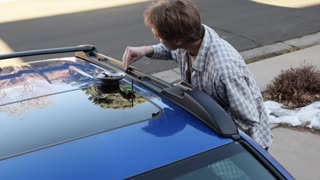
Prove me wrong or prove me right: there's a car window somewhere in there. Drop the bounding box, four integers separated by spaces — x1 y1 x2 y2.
129 143 277 180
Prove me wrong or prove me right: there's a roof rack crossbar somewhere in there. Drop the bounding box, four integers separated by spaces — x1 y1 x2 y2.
0 45 95 60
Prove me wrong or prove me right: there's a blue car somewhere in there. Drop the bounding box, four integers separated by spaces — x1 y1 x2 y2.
0 45 293 180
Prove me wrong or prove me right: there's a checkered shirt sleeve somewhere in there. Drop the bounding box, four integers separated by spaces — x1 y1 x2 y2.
220 72 260 130
151 44 177 60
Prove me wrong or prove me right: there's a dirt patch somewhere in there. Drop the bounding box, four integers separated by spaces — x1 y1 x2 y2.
273 123 320 135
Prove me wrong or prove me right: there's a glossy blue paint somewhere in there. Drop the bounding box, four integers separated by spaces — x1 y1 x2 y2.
0 58 233 179
0 57 292 180
0 96 233 180
239 131 294 179
0 88 161 160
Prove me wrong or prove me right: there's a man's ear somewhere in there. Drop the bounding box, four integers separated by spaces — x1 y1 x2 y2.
175 40 183 46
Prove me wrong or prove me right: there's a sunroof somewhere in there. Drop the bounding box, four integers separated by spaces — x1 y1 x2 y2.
0 82 161 160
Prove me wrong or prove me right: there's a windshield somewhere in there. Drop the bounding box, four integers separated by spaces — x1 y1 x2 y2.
129 143 277 180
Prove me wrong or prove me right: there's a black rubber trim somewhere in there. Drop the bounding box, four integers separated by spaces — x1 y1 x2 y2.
239 139 287 180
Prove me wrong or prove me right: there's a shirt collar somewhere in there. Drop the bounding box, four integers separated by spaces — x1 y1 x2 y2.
192 25 212 72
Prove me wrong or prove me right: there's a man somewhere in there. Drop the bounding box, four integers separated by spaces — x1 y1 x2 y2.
122 0 272 150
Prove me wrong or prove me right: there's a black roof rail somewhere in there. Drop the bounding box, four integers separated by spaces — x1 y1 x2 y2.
75 47 239 139
0 45 95 60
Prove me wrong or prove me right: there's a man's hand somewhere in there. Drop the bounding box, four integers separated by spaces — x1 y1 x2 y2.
122 46 154 70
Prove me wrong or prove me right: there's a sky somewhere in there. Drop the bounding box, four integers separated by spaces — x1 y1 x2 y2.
265 101 320 130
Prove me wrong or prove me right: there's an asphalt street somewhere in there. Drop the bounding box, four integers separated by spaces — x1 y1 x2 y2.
1 0 320 73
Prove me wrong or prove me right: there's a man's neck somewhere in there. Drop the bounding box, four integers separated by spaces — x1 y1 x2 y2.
183 38 203 57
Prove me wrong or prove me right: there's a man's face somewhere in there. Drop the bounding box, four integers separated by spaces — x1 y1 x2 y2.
151 27 178 50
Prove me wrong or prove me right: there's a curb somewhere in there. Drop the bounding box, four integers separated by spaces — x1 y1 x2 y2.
151 31 320 82
242 31 320 64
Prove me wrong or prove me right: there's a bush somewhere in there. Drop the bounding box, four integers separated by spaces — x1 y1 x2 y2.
263 64 320 108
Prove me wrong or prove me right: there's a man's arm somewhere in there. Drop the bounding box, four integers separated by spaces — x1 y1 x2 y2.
122 44 176 70
122 46 154 69
220 72 260 131
149 44 176 60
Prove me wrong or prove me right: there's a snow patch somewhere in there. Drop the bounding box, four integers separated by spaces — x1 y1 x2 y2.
265 101 320 129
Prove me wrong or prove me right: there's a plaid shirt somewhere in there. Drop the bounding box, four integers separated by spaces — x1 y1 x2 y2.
151 25 272 148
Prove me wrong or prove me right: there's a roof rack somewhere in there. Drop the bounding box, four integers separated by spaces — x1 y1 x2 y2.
0 45 239 139
0 45 95 60
75 46 239 139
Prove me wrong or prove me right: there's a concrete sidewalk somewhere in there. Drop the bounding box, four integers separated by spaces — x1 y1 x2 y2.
248 44 320 91
248 45 320 180
270 127 320 180
152 36 320 179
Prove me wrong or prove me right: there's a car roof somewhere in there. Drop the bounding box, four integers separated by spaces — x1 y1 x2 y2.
0 57 233 179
